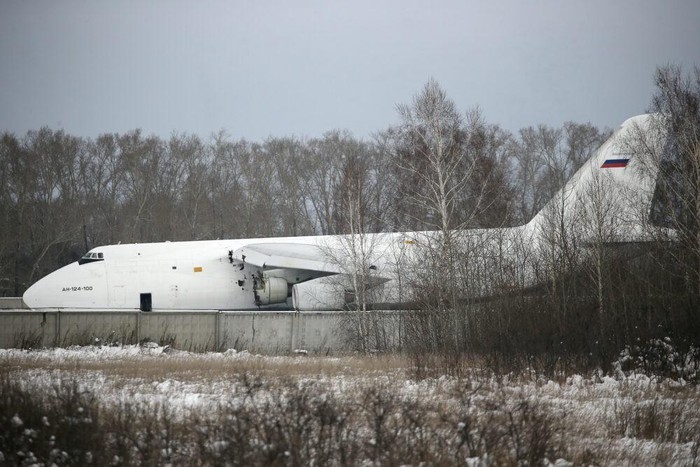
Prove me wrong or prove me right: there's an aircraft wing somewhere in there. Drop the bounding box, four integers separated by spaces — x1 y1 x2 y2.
231 243 343 274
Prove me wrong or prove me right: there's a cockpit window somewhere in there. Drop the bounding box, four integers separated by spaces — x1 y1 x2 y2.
79 251 105 265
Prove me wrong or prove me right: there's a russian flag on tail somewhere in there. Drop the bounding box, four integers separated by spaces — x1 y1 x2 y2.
601 158 630 169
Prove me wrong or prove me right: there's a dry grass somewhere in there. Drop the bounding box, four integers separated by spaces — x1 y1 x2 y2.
0 347 412 381
1 346 700 465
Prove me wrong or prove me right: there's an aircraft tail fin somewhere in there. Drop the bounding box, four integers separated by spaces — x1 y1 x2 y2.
528 114 672 244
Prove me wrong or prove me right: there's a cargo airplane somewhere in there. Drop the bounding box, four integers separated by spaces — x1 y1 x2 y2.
22 115 672 311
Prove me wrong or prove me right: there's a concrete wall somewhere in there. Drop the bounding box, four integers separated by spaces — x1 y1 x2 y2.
56 311 138 346
0 297 27 309
0 309 409 353
219 312 296 353
0 311 57 348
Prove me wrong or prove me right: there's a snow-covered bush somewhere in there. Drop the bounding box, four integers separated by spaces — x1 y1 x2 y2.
614 337 700 381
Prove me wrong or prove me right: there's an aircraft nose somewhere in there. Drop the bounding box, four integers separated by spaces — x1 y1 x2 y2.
22 274 52 309
23 262 106 309
23 263 78 309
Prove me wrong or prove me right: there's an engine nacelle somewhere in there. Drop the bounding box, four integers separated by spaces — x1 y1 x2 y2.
254 276 288 305
292 276 351 310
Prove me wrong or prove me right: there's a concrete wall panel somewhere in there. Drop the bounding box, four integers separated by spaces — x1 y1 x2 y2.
0 311 56 348
58 312 138 346
219 312 294 353
297 312 346 352
0 298 27 309
218 313 256 351
0 310 409 353
139 312 218 351
297 311 406 352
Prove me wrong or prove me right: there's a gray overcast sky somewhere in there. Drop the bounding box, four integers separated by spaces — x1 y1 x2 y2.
1 0 698 141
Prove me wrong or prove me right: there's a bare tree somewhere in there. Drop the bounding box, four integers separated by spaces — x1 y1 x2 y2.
118 130 162 242
576 169 625 337
511 123 610 225
210 133 247 239
648 66 700 297
82 134 127 246
0 133 31 295
170 133 210 239
512 125 562 223
314 151 389 351
391 80 502 355
301 131 353 235
459 116 515 227
266 137 316 237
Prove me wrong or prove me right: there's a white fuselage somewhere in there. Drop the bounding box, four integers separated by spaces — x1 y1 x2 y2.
22 233 410 310
22 115 668 311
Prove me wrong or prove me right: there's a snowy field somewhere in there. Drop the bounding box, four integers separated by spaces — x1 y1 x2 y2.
2 344 700 466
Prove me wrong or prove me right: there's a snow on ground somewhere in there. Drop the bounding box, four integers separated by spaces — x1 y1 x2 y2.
2 344 700 465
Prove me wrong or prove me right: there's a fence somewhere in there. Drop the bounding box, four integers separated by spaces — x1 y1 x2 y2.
0 308 406 353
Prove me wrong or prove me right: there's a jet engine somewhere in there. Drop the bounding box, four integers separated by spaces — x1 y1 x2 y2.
254 275 288 305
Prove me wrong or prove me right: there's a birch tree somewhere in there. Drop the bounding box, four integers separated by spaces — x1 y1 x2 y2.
391 80 486 354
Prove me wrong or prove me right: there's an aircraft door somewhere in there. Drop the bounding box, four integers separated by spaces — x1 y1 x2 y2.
140 293 152 312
